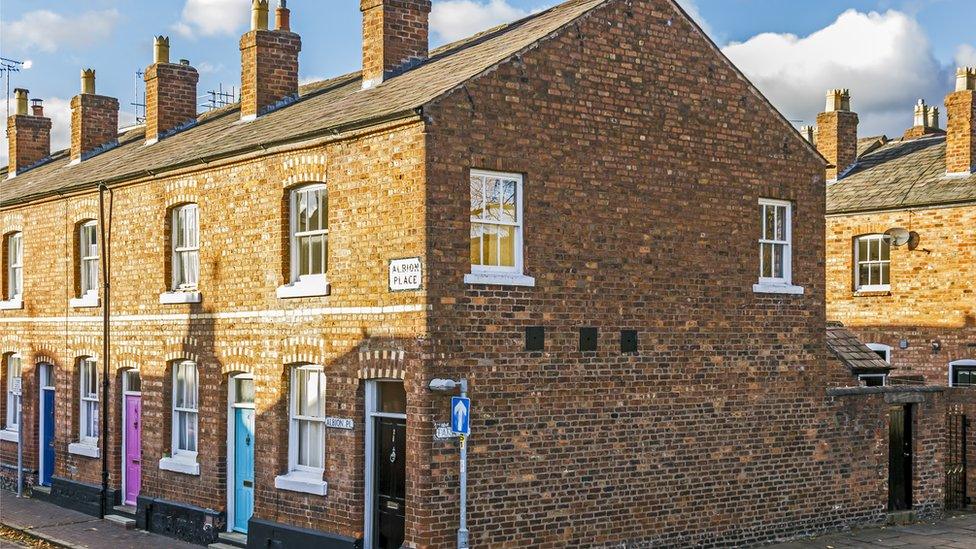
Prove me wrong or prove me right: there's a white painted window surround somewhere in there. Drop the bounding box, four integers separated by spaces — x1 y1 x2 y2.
753 198 803 295
159 291 202 305
866 343 892 364
275 364 328 495
68 442 100 458
79 358 99 446
854 234 891 292
4 354 21 433
160 205 203 305
6 232 23 303
467 170 535 288
161 360 200 475
278 185 330 299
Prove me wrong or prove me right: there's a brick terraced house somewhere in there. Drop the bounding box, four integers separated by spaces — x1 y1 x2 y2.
808 71 976 388
2 1 974 547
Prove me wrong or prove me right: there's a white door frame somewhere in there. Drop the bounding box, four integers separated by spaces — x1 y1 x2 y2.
226 373 255 533
363 380 407 549
37 363 54 485
120 369 141 505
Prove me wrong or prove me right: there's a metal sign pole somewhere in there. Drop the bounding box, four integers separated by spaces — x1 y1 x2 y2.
17 395 23 497
457 379 469 549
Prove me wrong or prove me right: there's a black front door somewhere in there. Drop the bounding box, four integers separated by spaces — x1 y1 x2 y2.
375 417 406 549
888 405 913 511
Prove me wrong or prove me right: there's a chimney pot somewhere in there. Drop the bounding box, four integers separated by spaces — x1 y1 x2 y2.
154 36 171 64
956 67 976 92
251 0 270 31
81 69 96 94
825 89 850 113
276 0 291 31
13 88 29 116
31 99 44 117
913 99 927 128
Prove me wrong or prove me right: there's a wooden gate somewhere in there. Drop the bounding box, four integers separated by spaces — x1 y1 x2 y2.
946 410 968 510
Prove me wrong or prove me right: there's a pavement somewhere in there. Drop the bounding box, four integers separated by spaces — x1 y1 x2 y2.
766 511 976 548
0 493 197 549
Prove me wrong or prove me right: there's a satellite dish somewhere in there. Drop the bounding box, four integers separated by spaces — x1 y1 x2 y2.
884 227 911 246
907 231 921 251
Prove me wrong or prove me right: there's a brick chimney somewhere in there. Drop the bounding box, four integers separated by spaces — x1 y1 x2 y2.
145 36 200 144
815 89 858 180
6 89 52 176
240 0 301 121
360 0 431 89
903 99 943 139
945 67 976 175
70 69 120 163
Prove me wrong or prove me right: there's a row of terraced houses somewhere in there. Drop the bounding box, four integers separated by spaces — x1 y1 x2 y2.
1 0 974 547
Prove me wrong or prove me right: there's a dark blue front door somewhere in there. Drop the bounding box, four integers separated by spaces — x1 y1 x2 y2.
41 388 55 486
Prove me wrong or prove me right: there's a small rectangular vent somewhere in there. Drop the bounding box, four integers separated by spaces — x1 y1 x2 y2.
579 327 598 352
620 330 638 353
525 326 545 351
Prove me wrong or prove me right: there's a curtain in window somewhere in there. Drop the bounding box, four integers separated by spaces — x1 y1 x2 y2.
80 223 99 295
7 233 22 299
80 359 98 440
292 187 328 278
173 362 199 453
5 356 21 430
173 205 200 289
292 366 325 469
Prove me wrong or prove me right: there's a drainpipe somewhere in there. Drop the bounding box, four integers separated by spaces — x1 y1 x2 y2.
98 183 112 518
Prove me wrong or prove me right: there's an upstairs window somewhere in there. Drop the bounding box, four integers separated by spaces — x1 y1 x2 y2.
854 234 890 291
79 358 99 445
290 185 328 281
172 204 200 290
6 232 23 301
5 354 21 432
950 360 976 388
866 343 892 364
469 170 523 274
79 221 99 297
758 199 792 284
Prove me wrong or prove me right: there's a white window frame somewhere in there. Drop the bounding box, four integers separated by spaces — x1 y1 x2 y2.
858 374 887 387
275 364 327 495
866 343 892 364
172 204 200 291
277 185 330 299
4 354 22 433
854 234 891 292
7 232 23 301
160 360 200 475
465 169 534 287
753 198 803 295
79 221 98 297
949 359 976 388
79 358 98 445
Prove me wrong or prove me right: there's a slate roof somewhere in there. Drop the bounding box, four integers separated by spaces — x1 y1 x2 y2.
1 0 607 206
856 135 888 158
827 136 976 214
825 322 891 374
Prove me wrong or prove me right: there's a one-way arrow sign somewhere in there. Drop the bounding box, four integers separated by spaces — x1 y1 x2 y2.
451 396 470 436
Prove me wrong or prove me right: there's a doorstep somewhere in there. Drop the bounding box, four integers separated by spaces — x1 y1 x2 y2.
216 530 248 548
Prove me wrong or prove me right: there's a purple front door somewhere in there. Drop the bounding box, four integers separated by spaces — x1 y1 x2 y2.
124 395 142 505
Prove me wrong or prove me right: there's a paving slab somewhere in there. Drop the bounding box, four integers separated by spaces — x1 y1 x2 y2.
764 512 976 549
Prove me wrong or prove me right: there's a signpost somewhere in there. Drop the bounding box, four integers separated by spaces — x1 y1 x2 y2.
12 376 22 497
451 394 471 548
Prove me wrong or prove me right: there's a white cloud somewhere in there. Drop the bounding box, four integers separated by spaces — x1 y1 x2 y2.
431 0 542 43
0 9 120 54
722 9 949 136
956 44 976 68
675 0 713 39
173 0 251 38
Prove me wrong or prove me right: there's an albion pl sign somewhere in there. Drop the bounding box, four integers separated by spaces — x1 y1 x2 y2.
389 257 422 291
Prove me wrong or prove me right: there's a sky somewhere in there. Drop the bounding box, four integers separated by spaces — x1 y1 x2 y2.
1 0 974 165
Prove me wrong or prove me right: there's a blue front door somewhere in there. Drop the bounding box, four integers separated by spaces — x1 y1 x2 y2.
233 407 255 533
41 388 55 486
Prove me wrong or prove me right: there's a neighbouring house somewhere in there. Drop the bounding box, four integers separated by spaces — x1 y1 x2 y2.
807 71 976 387
1 1 973 548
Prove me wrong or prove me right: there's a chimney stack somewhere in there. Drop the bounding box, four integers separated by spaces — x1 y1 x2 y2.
6 89 52 176
70 70 120 163
945 67 976 175
240 0 301 120
816 89 858 180
360 0 431 89
145 36 200 144
903 99 943 139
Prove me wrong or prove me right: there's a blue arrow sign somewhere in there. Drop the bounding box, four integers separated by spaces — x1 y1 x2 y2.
451 396 470 435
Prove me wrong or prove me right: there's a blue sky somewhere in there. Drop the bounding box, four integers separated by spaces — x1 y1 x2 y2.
2 0 974 164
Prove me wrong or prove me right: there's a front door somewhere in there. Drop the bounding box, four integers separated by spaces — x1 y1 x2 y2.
374 417 406 549
233 407 255 533
888 405 913 511
124 395 142 505
41 388 55 486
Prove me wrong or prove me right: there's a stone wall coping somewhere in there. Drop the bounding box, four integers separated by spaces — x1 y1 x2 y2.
827 385 946 397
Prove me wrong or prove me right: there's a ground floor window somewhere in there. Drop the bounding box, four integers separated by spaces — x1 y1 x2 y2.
275 364 328 496
950 360 976 387
858 374 887 387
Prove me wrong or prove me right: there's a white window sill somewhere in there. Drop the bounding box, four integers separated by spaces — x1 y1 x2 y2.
0 298 23 311
69 294 100 308
753 283 805 295
464 272 536 287
159 291 202 305
275 471 328 495
0 429 19 442
159 456 200 475
68 442 100 458
276 276 330 299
